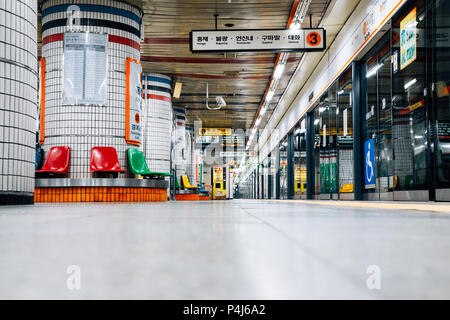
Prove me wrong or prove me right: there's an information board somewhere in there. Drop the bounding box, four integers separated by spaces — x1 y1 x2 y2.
190 29 326 53
400 8 417 70
125 58 143 145
63 32 108 105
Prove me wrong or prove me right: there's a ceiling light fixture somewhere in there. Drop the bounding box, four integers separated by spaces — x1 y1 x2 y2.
404 78 417 90
273 63 285 80
266 90 275 102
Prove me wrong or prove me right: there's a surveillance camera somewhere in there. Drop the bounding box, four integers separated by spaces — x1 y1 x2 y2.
215 96 226 108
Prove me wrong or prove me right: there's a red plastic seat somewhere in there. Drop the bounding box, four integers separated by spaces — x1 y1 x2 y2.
36 146 70 174
90 147 126 173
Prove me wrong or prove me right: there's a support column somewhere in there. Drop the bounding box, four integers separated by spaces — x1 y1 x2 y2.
0 0 38 205
173 108 187 182
352 62 363 200
143 74 173 174
275 145 280 199
40 0 143 178
287 132 295 199
306 112 315 200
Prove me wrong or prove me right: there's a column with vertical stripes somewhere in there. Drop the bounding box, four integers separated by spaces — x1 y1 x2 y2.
142 73 173 174
173 108 187 181
40 0 143 178
0 0 38 204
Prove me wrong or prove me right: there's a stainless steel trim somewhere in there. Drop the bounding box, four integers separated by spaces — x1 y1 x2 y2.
35 178 168 189
339 193 354 200
379 192 394 201
176 189 199 195
435 189 450 202
393 190 429 201
363 192 379 201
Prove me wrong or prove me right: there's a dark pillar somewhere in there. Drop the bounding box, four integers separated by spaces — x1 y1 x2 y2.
287 132 295 199
275 145 281 199
306 112 315 200
352 61 363 200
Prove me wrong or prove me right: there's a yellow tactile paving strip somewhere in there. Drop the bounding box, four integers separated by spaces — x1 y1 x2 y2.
269 200 450 214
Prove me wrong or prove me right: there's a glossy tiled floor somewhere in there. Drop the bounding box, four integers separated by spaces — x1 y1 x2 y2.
0 200 450 299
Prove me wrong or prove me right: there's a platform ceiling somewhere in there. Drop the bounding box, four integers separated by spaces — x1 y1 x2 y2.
38 0 332 129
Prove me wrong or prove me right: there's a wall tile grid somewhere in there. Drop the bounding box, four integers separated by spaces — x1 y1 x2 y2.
174 108 186 180
41 0 142 178
0 0 38 197
143 73 172 174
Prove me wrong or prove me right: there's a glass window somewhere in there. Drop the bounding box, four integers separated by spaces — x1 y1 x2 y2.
433 0 450 198
279 137 288 199
392 0 428 193
337 66 354 196
294 120 307 199
363 32 394 200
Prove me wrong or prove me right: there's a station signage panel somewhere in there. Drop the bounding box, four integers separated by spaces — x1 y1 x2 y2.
190 29 326 53
198 128 232 136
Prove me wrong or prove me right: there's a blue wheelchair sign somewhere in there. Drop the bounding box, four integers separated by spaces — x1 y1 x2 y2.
364 139 375 189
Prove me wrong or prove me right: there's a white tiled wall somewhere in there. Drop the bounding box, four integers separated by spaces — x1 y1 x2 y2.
174 108 186 180
0 0 37 195
41 0 142 178
143 73 172 174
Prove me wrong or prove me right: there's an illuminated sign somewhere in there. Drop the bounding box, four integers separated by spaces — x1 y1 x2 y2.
190 29 326 53
400 8 417 70
198 128 232 136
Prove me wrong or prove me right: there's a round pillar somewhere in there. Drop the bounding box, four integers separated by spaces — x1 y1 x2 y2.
143 74 172 174
41 0 143 178
0 0 38 204
173 108 187 180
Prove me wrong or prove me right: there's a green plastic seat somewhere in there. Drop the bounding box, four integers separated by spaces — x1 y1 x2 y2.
174 176 184 189
127 148 172 179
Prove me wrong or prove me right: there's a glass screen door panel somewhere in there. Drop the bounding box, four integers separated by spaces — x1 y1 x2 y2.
313 105 322 198
433 0 450 201
328 84 339 199
294 121 308 200
280 138 288 199
337 66 354 199
377 36 394 200
392 0 429 201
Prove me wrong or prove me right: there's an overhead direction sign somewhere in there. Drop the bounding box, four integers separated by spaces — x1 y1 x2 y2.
190 28 326 53
198 128 232 136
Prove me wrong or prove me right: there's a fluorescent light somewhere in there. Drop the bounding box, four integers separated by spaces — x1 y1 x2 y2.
273 64 285 79
319 107 326 113
260 106 267 115
338 90 344 95
289 21 300 30
314 119 320 125
404 78 417 90
255 117 261 126
266 90 275 102
366 64 383 78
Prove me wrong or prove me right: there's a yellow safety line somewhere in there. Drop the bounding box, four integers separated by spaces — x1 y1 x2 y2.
268 200 450 214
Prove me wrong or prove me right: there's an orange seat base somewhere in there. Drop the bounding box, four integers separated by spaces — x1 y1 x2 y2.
35 187 168 203
175 194 200 201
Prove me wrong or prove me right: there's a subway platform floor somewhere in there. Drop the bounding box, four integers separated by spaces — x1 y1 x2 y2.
0 200 450 299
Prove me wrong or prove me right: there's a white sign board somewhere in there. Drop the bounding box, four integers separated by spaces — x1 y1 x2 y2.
190 29 326 53
63 32 107 105
220 151 247 158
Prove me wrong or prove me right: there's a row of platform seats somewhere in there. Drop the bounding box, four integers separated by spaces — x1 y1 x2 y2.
174 175 210 194
36 146 172 179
